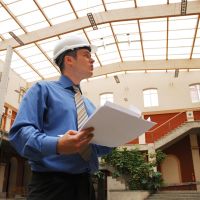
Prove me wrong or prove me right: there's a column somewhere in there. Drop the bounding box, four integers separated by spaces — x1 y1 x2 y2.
0 46 13 127
147 143 157 172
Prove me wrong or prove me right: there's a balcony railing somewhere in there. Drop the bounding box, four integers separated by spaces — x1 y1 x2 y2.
146 112 187 143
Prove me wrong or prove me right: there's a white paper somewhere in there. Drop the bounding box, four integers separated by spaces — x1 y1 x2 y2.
129 105 141 118
80 101 156 147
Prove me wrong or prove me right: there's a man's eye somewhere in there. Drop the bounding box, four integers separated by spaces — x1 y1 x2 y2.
85 54 91 58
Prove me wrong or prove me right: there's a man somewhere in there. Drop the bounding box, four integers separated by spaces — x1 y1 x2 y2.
9 35 112 200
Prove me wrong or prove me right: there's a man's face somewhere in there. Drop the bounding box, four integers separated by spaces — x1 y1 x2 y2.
67 48 95 80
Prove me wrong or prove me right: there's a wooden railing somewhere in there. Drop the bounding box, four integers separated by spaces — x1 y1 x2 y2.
145 112 187 143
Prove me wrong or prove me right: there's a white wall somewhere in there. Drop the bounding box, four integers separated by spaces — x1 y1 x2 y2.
81 71 200 112
8 70 200 112
0 60 3 81
5 70 27 109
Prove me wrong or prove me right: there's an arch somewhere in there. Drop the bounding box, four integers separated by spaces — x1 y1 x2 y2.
100 92 114 106
1 2 200 51
161 154 181 185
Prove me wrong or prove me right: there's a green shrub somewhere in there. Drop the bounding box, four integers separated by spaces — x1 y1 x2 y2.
101 148 165 192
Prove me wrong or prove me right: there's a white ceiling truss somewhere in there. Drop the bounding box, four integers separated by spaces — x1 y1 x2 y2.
0 0 200 82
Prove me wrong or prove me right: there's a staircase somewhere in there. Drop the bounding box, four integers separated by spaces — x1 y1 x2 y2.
147 191 200 200
154 121 200 149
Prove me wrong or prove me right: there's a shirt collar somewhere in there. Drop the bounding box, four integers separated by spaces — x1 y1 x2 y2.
58 75 81 91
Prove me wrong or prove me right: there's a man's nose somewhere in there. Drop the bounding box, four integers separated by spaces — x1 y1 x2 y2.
91 58 95 63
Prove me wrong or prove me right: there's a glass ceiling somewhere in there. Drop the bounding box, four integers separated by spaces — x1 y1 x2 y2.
0 0 199 82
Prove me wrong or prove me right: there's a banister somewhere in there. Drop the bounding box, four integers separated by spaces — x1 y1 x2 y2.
147 111 186 133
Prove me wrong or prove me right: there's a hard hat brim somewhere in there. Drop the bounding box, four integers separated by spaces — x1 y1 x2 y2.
53 44 97 61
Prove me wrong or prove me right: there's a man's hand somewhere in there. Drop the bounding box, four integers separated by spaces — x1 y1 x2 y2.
56 127 94 155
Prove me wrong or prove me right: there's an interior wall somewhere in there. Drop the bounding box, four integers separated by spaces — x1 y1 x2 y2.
5 70 27 109
80 71 200 112
0 60 4 83
14 70 200 112
0 60 3 72
164 135 195 183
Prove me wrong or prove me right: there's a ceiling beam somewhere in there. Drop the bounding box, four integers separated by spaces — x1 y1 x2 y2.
14 50 45 79
190 15 199 59
166 17 169 60
92 59 200 76
2 0 60 77
137 20 145 61
110 23 123 62
0 1 200 50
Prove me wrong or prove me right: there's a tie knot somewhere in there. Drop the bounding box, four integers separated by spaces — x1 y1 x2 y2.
72 85 80 94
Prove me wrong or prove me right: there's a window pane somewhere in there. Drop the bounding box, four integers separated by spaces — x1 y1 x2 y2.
190 84 200 103
100 93 114 106
143 89 159 107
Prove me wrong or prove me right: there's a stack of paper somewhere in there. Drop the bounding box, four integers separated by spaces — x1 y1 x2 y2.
80 101 156 147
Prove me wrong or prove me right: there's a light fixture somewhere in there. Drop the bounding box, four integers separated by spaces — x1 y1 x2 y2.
87 13 98 30
14 86 27 103
124 97 128 102
9 32 24 46
127 33 131 47
114 75 120 83
175 69 179 78
181 0 187 15
101 38 106 50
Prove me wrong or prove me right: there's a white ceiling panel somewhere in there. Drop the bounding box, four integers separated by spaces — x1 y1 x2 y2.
7 0 38 16
105 0 135 10
17 10 46 26
0 0 199 82
70 0 104 17
43 2 75 19
0 6 11 21
0 18 20 34
36 0 65 8
137 0 167 7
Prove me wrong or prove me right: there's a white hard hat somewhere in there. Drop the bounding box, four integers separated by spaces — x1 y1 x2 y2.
53 35 97 61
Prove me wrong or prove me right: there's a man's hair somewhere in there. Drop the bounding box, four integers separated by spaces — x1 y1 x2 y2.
55 46 91 73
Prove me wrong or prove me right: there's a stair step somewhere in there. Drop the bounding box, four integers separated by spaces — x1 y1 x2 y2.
154 121 200 148
148 198 200 200
148 193 200 196
157 190 200 193
156 193 200 195
146 191 200 200
148 196 200 198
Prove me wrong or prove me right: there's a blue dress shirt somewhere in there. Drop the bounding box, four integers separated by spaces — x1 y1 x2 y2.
9 75 112 174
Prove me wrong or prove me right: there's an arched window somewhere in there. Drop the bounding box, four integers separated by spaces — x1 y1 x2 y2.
143 88 158 107
100 93 113 106
189 83 200 103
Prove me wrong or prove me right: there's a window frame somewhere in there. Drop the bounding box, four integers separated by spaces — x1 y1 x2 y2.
143 88 159 107
99 92 114 106
189 83 200 103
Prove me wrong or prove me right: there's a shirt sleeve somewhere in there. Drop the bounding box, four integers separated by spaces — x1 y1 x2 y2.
9 82 58 161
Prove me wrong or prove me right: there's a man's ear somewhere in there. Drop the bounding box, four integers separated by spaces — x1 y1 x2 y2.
64 56 73 65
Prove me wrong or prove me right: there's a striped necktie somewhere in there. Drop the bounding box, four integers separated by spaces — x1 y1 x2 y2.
73 85 92 161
